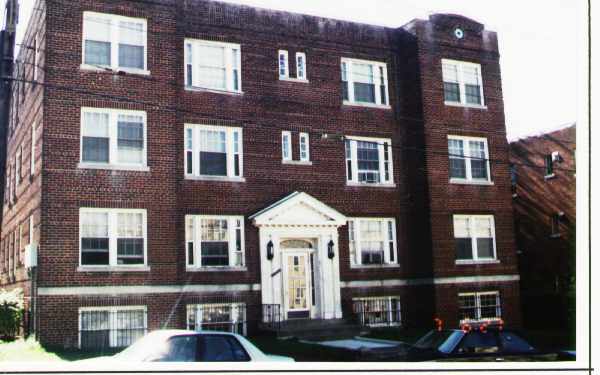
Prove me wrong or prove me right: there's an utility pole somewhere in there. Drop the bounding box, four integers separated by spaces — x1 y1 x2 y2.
0 0 18 228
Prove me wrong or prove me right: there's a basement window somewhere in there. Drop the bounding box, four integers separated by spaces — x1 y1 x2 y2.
187 303 247 336
79 306 147 349
82 12 148 74
458 291 501 323
353 296 401 327
79 208 147 268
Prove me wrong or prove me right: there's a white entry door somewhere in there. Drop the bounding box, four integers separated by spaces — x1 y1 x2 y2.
283 251 312 319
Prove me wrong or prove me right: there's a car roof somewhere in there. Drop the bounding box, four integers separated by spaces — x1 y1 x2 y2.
146 329 242 339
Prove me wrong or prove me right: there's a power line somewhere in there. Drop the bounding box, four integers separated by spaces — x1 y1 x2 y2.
2 75 577 174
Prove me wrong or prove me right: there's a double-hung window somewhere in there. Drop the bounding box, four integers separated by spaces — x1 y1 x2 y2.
80 108 147 169
299 132 310 162
185 215 245 268
447 136 491 183
345 136 393 186
341 58 389 107
348 218 397 267
185 124 243 180
79 306 147 349
278 50 289 79
458 292 501 323
281 131 292 161
79 208 147 268
442 59 484 107
30 123 36 176
187 303 246 335
82 12 147 73
184 39 241 93
453 215 496 263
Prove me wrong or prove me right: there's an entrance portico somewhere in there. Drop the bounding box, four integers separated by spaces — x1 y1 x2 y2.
250 192 347 321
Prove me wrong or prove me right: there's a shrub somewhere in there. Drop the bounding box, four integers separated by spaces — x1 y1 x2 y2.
0 288 25 341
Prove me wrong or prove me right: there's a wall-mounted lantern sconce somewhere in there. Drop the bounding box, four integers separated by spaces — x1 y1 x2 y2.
327 240 335 259
267 240 274 260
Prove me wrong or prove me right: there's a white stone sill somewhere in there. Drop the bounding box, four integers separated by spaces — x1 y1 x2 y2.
444 101 488 110
282 160 313 166
346 182 396 188
78 163 150 172
544 173 556 180
343 101 391 110
186 267 247 272
455 260 500 266
80 64 151 76
184 86 244 96
77 266 151 272
449 179 494 186
350 264 400 270
279 77 309 83
185 175 246 183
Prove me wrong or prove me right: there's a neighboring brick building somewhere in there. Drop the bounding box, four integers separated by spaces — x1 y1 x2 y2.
510 124 576 329
0 0 520 349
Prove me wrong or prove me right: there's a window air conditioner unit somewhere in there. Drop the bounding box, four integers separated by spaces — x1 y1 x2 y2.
24 243 38 269
552 151 562 162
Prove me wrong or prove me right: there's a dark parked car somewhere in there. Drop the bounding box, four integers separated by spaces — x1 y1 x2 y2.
403 321 563 361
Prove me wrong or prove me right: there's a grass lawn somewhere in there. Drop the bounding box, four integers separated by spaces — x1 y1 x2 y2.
0 338 118 362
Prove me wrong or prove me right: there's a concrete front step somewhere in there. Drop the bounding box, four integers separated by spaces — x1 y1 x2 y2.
264 318 370 340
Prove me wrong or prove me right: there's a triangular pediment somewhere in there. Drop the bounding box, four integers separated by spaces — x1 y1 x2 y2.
250 192 347 227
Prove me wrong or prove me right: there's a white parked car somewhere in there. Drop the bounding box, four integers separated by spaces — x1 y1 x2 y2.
82 330 294 362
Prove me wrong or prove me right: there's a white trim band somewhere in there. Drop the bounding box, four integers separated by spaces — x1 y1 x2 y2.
38 283 261 296
340 274 520 288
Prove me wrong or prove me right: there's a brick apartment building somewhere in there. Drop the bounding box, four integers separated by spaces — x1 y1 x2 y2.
0 0 521 349
510 124 576 329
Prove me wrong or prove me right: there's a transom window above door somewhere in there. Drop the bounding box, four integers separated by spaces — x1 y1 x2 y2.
185 215 245 269
82 12 148 74
341 58 389 108
185 39 241 94
79 108 148 171
185 124 243 181
447 135 491 184
345 136 394 186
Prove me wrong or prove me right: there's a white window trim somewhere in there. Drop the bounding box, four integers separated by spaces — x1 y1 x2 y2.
78 305 148 349
81 11 149 75
30 123 36 176
352 296 401 327
78 208 149 270
29 216 34 244
299 132 310 162
33 33 39 81
453 214 497 264
348 217 398 268
447 135 492 184
185 215 245 269
15 147 21 186
79 107 149 171
281 131 292 162
278 50 289 79
184 39 242 94
184 124 244 181
441 58 486 108
458 291 501 322
341 57 390 109
187 302 247 336
295 52 307 81
345 135 395 187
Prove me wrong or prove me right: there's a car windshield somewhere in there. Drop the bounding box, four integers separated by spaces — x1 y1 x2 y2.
413 330 464 353
114 333 171 361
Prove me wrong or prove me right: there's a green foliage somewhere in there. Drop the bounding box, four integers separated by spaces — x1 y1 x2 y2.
0 288 25 341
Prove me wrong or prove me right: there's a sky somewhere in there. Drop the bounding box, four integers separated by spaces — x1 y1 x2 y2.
9 0 579 140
